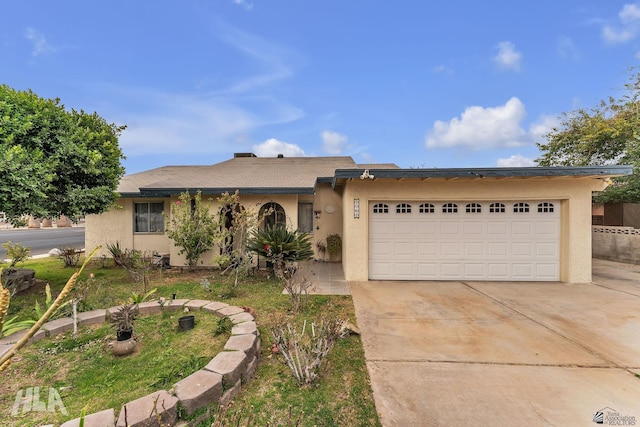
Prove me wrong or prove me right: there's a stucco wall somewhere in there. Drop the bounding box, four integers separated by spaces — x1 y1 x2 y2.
86 192 344 268
593 226 640 264
342 177 602 283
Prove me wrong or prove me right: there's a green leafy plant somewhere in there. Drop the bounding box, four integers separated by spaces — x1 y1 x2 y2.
214 316 233 336
247 226 314 264
165 190 220 270
0 247 100 371
130 287 158 304
326 233 342 262
1 241 31 268
105 241 138 269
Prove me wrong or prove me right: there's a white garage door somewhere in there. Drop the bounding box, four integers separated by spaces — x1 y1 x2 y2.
369 201 560 281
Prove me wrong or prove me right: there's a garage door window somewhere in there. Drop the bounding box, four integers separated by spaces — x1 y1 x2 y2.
373 203 389 214
419 203 435 213
396 203 412 213
513 202 529 213
538 202 554 213
442 203 458 213
466 203 482 213
489 203 505 213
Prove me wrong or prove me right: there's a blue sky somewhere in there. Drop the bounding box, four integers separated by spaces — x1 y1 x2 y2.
2 1 640 174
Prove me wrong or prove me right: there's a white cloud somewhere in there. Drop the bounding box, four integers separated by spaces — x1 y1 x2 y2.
321 130 348 155
528 114 560 141
232 0 253 11
108 85 302 156
557 35 580 60
253 138 306 157
433 64 453 74
602 3 640 44
24 27 57 56
425 97 528 150
496 155 536 167
493 41 522 71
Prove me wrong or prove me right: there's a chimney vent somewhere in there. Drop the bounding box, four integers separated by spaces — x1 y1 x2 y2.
277 154 284 158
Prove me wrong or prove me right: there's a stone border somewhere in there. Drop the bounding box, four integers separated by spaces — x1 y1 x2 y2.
0 299 260 427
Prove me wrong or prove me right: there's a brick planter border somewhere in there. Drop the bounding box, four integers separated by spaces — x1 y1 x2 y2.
1 299 259 427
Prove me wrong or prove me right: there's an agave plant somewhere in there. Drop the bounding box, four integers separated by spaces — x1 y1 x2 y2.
247 226 314 263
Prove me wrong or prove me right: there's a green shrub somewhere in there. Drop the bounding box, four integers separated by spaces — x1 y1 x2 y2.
247 226 313 263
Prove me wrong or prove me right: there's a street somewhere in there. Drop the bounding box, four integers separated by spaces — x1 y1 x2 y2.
0 227 85 258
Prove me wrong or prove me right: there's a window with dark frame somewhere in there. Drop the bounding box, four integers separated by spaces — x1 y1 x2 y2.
466 203 482 213
513 202 530 213
442 203 458 213
489 203 506 213
538 202 554 213
373 203 389 214
396 203 412 213
134 202 165 233
298 202 314 233
419 203 435 213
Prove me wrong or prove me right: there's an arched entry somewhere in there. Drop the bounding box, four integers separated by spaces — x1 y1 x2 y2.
259 202 286 229
220 203 244 256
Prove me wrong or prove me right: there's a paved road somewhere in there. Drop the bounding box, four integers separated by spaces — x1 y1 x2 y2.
0 227 85 257
351 259 640 426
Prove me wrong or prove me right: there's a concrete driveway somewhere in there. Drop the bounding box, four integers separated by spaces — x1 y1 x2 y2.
350 259 640 426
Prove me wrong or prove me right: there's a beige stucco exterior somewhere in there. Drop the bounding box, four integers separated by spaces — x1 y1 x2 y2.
86 164 614 283
340 176 605 283
85 191 345 268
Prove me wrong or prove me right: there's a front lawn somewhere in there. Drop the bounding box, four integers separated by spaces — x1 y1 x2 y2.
0 258 380 426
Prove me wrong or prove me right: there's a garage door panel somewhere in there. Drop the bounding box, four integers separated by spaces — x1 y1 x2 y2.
440 222 461 234
464 263 485 277
487 242 508 256
440 242 462 256
511 242 533 256
487 221 509 235
440 263 463 277
417 263 438 277
463 222 484 235
464 242 485 256
512 263 534 279
487 263 509 278
511 221 533 235
394 242 415 257
393 221 414 235
369 200 559 281
393 263 415 277
417 242 437 257
536 242 558 256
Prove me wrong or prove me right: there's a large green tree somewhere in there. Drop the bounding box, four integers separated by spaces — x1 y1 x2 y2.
0 85 126 222
536 70 640 203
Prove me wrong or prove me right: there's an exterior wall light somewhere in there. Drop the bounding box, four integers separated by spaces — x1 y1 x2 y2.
314 210 321 219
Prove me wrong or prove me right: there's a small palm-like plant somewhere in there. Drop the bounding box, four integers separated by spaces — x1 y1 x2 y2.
247 226 314 264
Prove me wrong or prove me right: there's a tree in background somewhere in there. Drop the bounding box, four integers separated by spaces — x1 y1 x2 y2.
0 85 126 222
536 70 640 203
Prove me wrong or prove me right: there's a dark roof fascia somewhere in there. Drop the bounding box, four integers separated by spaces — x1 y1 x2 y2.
135 187 315 197
332 165 633 187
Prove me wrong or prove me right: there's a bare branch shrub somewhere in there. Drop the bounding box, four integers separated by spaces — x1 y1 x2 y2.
272 258 313 313
271 317 344 386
